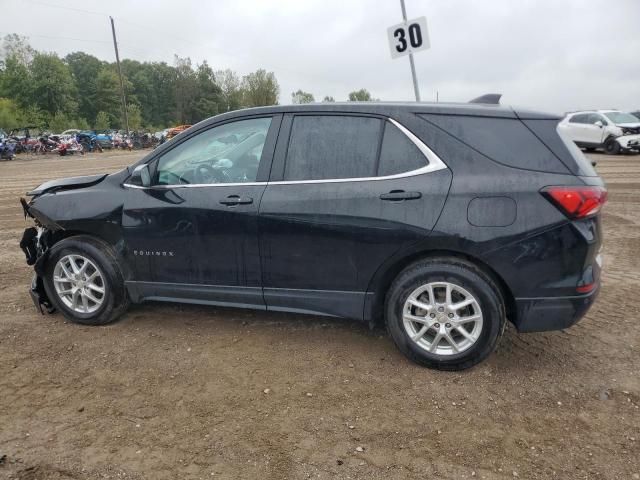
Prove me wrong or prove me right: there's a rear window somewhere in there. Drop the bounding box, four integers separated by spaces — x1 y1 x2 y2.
284 115 381 180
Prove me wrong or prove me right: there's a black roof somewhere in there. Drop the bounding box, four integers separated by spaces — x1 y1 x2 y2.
209 101 559 123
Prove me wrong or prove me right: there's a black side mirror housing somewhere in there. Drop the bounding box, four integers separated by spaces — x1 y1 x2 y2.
130 164 151 187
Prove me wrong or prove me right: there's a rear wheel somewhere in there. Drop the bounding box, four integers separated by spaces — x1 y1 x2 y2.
604 137 621 155
43 236 130 325
385 258 505 370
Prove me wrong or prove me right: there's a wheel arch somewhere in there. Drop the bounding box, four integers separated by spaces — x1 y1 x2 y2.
35 229 132 282
365 248 516 327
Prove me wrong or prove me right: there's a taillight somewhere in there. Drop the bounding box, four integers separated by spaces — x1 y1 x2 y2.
541 186 607 219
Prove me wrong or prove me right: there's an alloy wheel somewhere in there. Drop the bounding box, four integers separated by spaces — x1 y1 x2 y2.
402 281 483 356
53 254 106 314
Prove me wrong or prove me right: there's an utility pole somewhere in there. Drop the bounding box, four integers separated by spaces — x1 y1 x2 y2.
399 0 421 101
110 16 129 137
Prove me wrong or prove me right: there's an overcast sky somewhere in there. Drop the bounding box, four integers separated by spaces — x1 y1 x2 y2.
4 0 640 114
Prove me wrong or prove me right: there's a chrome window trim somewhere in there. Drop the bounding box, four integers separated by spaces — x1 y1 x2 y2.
123 181 267 189
270 118 447 185
122 117 448 190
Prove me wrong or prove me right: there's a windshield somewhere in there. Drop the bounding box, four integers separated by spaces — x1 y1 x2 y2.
603 112 640 124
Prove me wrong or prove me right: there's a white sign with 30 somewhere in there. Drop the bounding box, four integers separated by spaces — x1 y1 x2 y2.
387 16 430 59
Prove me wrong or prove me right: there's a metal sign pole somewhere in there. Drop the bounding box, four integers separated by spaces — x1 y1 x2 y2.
399 0 421 102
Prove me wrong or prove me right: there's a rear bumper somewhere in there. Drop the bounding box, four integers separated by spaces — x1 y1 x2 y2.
513 284 599 333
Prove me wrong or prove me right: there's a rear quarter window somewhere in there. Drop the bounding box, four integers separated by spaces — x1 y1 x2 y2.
377 122 427 176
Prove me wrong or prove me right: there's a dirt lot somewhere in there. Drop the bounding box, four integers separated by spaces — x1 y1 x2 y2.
0 150 638 480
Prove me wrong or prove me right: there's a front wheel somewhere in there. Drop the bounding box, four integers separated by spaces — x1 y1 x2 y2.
42 236 130 325
385 258 505 370
604 137 621 155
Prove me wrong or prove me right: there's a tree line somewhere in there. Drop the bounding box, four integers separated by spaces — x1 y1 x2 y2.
0 34 377 133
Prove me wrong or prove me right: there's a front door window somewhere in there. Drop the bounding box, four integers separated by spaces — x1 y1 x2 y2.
155 117 272 185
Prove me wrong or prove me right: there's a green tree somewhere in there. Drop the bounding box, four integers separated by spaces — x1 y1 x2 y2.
127 103 142 131
348 88 374 102
93 66 121 127
75 117 89 130
173 55 197 124
47 111 74 133
1 34 35 65
242 69 279 107
65 51 103 124
192 61 222 121
21 105 47 129
30 53 77 117
95 111 110 130
0 54 33 110
126 61 176 127
216 69 243 112
0 97 25 129
291 89 314 104
322 96 335 102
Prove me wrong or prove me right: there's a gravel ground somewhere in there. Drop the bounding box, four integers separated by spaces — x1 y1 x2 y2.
0 150 638 480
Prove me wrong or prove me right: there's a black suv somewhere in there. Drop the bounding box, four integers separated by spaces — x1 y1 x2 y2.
20 102 606 370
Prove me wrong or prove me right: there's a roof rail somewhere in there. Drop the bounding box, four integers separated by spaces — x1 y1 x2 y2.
469 93 502 105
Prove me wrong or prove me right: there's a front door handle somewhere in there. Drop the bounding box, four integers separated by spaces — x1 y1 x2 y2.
380 190 422 201
220 195 253 206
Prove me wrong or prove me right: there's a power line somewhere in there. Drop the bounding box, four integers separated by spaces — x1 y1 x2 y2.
0 31 153 59
28 0 107 17
117 18 198 47
27 0 201 49
0 31 111 44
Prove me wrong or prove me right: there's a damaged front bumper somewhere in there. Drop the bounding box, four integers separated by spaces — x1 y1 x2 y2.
616 133 640 151
19 198 57 314
29 273 55 314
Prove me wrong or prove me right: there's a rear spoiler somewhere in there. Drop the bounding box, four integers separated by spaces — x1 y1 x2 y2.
469 93 502 105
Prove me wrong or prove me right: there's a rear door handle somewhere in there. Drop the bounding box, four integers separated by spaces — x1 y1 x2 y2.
380 190 422 201
220 195 253 206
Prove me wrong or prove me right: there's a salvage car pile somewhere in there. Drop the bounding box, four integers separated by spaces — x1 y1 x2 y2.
0 128 167 160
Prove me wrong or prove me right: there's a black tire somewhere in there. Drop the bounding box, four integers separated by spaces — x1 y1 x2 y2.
42 235 130 325
385 257 506 370
604 137 621 155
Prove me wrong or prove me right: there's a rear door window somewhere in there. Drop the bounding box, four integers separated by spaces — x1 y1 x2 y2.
569 114 588 124
377 122 428 176
284 115 382 181
587 114 607 125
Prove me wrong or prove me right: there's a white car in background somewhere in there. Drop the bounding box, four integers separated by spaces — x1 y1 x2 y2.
558 110 640 154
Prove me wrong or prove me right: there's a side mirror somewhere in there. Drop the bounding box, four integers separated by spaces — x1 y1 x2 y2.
130 164 151 187
594 121 603 128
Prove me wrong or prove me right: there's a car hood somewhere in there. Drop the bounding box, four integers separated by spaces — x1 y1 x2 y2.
27 173 108 196
615 122 640 128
